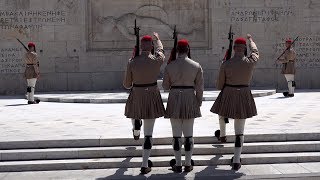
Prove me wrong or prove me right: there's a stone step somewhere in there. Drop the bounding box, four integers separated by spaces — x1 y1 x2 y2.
1 141 320 161
1 133 320 150
1 152 320 172
1 163 320 179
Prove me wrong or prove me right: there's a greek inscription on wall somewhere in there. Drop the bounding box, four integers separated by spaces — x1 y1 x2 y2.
274 36 320 68
0 10 67 30
230 8 294 22
0 47 24 73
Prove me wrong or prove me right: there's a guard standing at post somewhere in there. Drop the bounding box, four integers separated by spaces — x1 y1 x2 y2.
277 39 297 97
24 42 40 104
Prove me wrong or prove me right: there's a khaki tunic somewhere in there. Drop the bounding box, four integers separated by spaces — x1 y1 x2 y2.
24 52 39 79
162 55 204 119
123 40 165 119
278 48 296 74
211 40 259 119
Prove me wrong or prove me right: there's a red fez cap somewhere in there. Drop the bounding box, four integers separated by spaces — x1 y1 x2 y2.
286 38 293 43
234 38 246 45
28 42 36 47
177 39 189 47
141 35 152 41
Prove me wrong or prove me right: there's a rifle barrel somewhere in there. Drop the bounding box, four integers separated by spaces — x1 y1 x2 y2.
16 38 29 52
276 36 299 60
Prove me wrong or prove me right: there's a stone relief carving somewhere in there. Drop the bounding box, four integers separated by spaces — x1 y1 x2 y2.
87 0 210 50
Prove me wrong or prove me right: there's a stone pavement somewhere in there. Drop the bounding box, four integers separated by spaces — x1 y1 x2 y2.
0 163 320 180
1 90 320 142
32 89 276 103
1 90 320 179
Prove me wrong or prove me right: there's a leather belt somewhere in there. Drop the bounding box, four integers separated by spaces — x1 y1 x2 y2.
133 82 157 87
225 84 248 88
171 86 194 89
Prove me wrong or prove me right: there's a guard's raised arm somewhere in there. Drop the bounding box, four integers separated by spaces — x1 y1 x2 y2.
247 34 259 63
153 32 165 64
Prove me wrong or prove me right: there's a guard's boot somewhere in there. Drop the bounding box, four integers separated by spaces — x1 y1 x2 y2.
219 136 227 143
171 165 182 173
232 163 241 171
140 167 151 174
283 92 289 97
184 165 194 172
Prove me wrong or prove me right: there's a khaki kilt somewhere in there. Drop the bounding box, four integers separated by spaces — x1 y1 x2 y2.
211 86 257 119
281 61 295 74
165 89 201 119
24 65 38 79
125 86 165 119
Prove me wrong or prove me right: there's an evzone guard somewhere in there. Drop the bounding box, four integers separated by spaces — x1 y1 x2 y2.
23 42 40 104
211 34 259 170
276 38 297 97
123 31 165 174
163 39 204 173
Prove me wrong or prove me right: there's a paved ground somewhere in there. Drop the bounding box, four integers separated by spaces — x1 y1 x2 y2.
32 89 275 103
0 163 320 180
1 90 320 142
1 90 320 179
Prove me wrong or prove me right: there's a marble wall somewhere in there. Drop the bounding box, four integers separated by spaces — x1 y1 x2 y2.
0 0 319 94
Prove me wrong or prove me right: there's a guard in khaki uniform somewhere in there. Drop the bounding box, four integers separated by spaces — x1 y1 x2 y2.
277 39 296 97
24 42 40 104
211 34 259 170
123 32 165 174
163 39 204 173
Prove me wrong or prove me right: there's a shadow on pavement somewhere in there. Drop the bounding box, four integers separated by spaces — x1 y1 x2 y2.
270 97 288 99
192 155 244 180
96 157 136 180
95 154 244 180
5 104 29 107
0 96 24 100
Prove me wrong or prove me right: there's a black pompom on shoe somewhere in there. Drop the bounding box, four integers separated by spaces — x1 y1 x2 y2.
171 165 182 173
140 167 151 174
232 163 242 171
184 165 194 172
